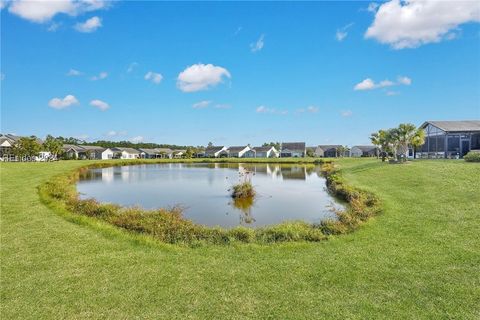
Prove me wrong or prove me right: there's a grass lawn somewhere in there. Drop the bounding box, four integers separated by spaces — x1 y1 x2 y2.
1 159 479 319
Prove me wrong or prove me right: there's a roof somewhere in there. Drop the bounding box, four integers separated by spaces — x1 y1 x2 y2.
353 145 378 152
112 147 140 154
205 146 225 153
253 146 276 152
155 148 173 153
0 134 42 145
138 148 160 154
172 149 186 154
281 142 306 151
316 145 343 151
81 145 106 151
228 146 249 153
421 120 480 132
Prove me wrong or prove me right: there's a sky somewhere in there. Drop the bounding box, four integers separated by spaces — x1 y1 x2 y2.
1 0 480 146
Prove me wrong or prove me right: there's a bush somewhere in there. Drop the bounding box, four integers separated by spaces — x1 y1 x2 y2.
464 151 480 162
231 181 256 199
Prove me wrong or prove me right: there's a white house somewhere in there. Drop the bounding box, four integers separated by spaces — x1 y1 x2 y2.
228 146 253 158
172 150 186 158
280 142 306 157
204 146 228 158
112 147 140 159
253 146 279 158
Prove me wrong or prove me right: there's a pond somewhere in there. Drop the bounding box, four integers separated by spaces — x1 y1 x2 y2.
77 163 344 228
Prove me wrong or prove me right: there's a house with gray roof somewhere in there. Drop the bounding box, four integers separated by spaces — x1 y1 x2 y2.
228 146 254 158
350 146 378 157
314 145 347 158
418 120 480 158
253 146 279 158
111 147 140 159
280 142 306 157
204 146 228 158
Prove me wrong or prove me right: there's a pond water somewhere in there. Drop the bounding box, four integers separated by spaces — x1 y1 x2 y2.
77 163 344 228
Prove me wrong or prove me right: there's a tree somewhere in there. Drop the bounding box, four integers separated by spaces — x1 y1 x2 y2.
12 136 41 160
396 123 423 161
370 130 390 161
185 147 194 159
43 135 63 159
262 142 281 150
336 146 348 157
306 148 315 157
411 128 426 159
207 142 213 147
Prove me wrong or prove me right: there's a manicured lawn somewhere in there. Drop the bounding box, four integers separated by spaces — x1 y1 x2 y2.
1 159 479 319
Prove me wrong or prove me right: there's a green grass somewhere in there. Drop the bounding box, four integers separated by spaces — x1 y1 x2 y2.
1 159 479 319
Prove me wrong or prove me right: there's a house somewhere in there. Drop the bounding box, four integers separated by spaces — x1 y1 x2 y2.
204 146 228 158
138 148 163 159
172 150 187 158
0 134 20 160
111 147 140 159
417 120 480 159
350 146 378 157
228 146 252 158
155 148 173 158
253 146 279 158
280 142 306 157
63 145 113 160
314 145 344 158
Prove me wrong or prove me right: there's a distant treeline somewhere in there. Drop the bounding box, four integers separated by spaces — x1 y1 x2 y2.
55 137 198 150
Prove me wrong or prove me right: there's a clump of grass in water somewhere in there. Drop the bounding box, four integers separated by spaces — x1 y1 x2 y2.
231 170 256 199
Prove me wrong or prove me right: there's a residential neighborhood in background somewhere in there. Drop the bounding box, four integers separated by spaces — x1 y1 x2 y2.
1 120 479 161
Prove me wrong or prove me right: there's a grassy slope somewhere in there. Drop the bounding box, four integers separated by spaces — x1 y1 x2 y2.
1 159 479 319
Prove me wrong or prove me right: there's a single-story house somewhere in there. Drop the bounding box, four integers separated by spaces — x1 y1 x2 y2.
0 134 20 160
63 145 113 160
111 147 140 159
253 146 279 158
280 142 306 157
417 120 480 159
155 148 174 159
138 148 164 159
314 145 344 158
228 146 253 158
172 150 187 158
350 146 378 157
204 146 228 158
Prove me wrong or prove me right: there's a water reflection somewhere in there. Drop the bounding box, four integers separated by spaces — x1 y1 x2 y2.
77 163 343 228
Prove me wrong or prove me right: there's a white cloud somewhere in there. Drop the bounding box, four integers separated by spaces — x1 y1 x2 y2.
130 136 144 143
90 71 108 80
8 0 109 23
74 16 102 33
341 110 353 117
127 62 138 73
67 68 83 76
365 0 480 49
336 23 353 42
48 94 79 109
397 76 412 85
250 34 265 52
192 100 211 109
354 78 376 91
177 63 231 92
106 130 127 137
354 76 411 91
144 71 163 84
90 99 109 111
256 105 287 115
297 105 319 113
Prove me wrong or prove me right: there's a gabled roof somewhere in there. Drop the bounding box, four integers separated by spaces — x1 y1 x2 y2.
253 146 275 152
138 148 160 155
62 144 85 152
155 148 173 153
281 142 306 151
228 146 249 153
0 134 42 145
112 147 140 154
316 145 343 151
205 146 225 153
421 120 480 132
353 145 378 152
81 145 106 151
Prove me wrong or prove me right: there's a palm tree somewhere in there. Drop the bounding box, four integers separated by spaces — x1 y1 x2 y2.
396 123 422 161
410 128 426 159
370 129 390 161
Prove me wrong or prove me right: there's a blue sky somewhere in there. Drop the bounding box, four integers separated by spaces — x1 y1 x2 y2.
1 1 480 146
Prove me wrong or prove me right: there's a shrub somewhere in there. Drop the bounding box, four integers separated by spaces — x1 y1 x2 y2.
464 151 480 162
231 181 256 199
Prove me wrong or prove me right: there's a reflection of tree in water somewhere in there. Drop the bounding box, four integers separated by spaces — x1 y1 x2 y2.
231 196 255 225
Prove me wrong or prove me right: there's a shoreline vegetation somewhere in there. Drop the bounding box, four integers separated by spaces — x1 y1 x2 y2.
38 158 381 246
